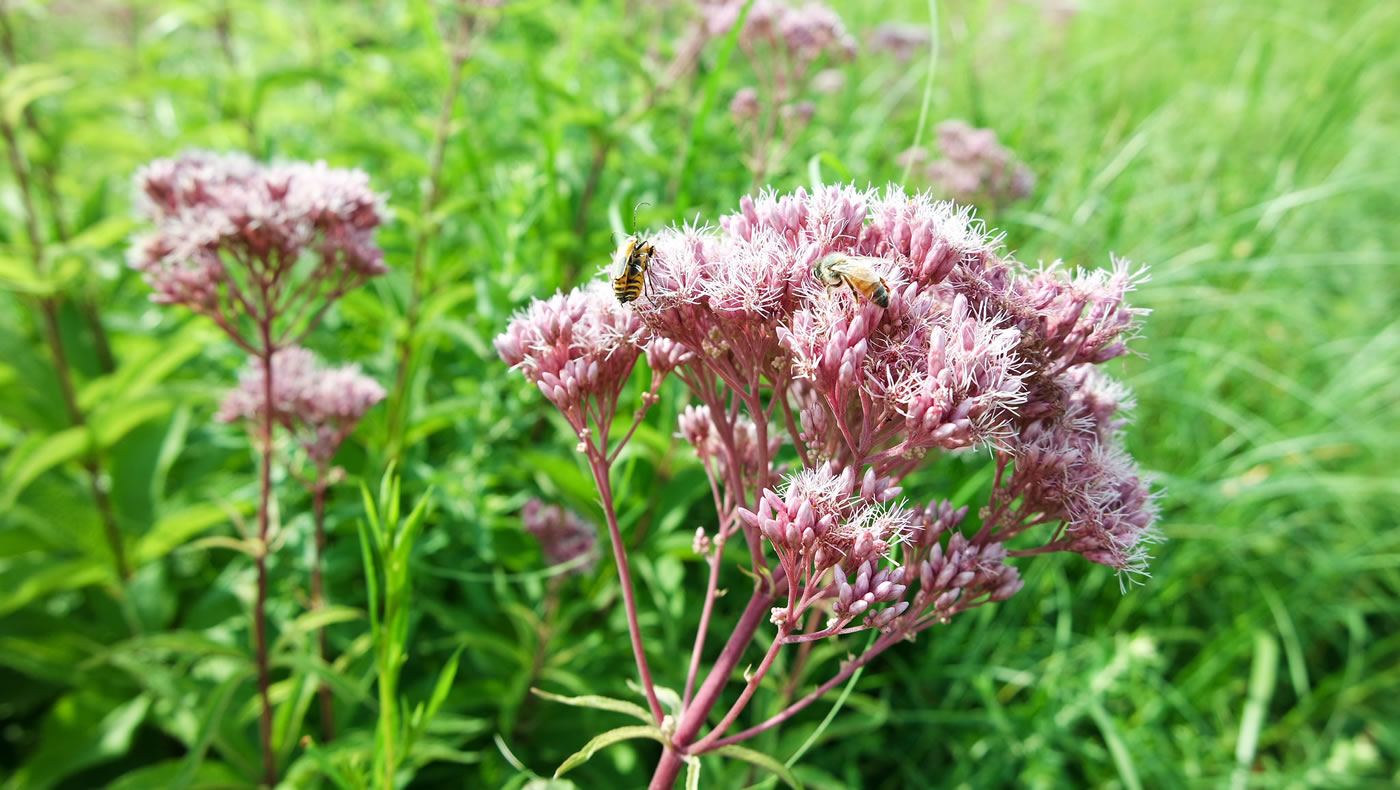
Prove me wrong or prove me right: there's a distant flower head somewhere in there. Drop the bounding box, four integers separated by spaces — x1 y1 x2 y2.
129 151 388 338
702 0 857 63
869 22 931 63
522 499 598 575
730 86 760 121
494 281 648 439
218 346 385 463
811 68 845 94
925 121 1035 207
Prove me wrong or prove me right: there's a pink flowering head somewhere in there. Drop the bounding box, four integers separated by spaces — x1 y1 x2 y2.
495 281 648 440
869 22 931 63
703 0 855 60
129 151 388 339
217 346 385 463
522 499 598 575
730 87 760 121
1008 365 1160 574
678 404 783 488
925 121 1035 207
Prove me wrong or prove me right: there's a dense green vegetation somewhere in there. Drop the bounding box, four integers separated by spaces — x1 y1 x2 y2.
1 0 1397 788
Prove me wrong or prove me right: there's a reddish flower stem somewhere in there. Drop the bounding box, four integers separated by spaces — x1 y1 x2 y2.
586 450 665 725
252 303 277 786
706 630 902 751
681 528 726 708
649 584 774 790
689 625 790 753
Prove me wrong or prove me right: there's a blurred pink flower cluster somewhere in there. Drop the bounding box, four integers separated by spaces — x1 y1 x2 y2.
129 151 388 342
522 499 599 575
901 120 1035 208
705 0 856 184
218 346 385 464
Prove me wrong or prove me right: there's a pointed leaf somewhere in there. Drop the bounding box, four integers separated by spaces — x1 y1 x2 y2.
530 688 653 723
711 745 803 789
553 725 665 778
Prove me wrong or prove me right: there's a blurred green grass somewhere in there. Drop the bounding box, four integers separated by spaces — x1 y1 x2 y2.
0 0 1397 788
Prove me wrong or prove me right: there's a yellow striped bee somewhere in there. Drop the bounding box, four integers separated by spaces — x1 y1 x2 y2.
610 235 656 304
814 253 891 308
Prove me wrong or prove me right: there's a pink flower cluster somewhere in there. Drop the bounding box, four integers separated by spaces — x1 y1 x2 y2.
494 281 649 446
868 22 931 63
499 181 1158 649
522 499 599 575
902 121 1035 208
701 0 858 62
129 151 388 325
218 346 385 463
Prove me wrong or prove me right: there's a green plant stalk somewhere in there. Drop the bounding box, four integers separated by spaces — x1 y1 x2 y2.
0 115 129 581
312 472 335 742
387 21 473 459
0 5 115 373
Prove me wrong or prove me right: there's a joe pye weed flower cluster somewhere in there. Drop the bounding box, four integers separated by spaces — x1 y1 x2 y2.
128 151 388 783
497 183 1160 787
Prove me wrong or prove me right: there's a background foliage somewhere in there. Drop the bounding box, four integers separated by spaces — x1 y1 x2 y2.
2 0 1398 788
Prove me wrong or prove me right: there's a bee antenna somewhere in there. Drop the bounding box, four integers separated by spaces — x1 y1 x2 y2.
632 201 651 234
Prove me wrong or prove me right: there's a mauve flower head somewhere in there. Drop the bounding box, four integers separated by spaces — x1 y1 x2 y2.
506 182 1158 588
522 499 598 575
702 0 857 63
678 405 783 487
1009 365 1161 575
730 86 760 121
129 150 388 316
494 280 648 435
869 22 931 63
925 120 1035 207
218 346 385 463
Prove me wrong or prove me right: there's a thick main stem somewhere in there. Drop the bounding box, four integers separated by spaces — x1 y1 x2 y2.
312 474 334 742
253 334 277 786
649 585 774 790
587 452 665 724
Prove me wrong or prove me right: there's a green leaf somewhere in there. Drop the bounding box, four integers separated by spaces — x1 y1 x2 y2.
0 63 73 127
58 216 139 253
0 556 108 617
685 756 701 790
530 688 653 723
4 693 151 790
102 758 244 790
271 605 364 659
711 745 803 789
132 503 240 565
553 725 666 778
0 427 88 509
167 669 252 790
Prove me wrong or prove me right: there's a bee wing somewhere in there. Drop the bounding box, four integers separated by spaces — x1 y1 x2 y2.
611 239 637 280
829 255 886 281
